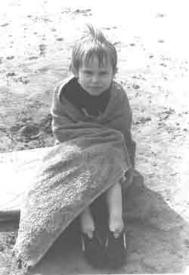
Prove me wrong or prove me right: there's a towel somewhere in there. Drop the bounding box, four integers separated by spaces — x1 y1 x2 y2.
12 126 131 272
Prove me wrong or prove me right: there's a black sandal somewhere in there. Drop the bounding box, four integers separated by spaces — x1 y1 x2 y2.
104 229 127 269
81 230 107 269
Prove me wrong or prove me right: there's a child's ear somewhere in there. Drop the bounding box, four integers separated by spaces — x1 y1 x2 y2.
73 70 79 77
72 67 79 77
69 64 79 77
113 67 118 76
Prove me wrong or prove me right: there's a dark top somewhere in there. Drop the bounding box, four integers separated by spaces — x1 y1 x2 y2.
61 77 111 117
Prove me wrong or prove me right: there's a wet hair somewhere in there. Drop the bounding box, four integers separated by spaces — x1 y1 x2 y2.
70 24 117 74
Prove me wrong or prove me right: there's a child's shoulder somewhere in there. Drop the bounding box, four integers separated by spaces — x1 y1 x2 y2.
111 80 128 99
55 76 74 90
54 76 75 96
112 80 124 91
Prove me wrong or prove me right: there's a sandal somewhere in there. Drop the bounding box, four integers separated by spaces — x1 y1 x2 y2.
81 230 107 269
104 229 127 269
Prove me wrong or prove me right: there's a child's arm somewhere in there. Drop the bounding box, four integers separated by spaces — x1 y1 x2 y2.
106 86 136 168
51 89 71 142
50 84 104 143
115 89 136 186
118 89 136 167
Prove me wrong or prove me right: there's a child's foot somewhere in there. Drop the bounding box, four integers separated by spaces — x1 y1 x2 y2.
105 230 127 269
81 230 107 269
109 215 124 238
80 208 95 239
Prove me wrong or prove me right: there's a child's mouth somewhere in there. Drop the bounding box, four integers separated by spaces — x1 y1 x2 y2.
89 86 103 89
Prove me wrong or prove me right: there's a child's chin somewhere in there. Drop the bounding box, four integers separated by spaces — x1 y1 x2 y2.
87 88 105 96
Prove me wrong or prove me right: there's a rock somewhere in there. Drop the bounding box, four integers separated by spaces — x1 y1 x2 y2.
17 124 40 141
132 84 140 89
0 23 9 27
6 56 15 60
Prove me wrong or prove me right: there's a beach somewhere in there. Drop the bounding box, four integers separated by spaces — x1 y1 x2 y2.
0 0 189 274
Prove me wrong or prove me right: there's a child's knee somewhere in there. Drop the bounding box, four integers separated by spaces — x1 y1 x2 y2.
106 182 122 203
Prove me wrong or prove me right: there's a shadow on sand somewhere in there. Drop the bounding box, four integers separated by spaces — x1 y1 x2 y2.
26 171 189 274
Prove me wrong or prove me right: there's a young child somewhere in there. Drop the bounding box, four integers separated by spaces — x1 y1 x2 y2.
51 24 135 268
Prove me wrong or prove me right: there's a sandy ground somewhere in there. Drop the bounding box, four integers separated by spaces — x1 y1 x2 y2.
0 0 189 274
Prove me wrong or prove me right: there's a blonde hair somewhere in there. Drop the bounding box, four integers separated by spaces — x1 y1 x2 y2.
70 24 117 74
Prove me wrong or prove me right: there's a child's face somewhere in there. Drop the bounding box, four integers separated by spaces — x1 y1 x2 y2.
75 55 115 96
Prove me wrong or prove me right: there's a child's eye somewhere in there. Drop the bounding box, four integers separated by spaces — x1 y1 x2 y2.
84 71 92 75
100 71 108 76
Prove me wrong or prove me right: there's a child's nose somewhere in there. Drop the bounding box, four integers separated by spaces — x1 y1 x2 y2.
91 74 99 83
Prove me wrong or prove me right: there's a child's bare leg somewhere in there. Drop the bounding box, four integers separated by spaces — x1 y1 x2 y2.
80 207 95 239
106 183 124 238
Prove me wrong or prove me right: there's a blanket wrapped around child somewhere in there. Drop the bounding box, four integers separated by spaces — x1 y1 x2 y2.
13 80 134 272
13 126 131 271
